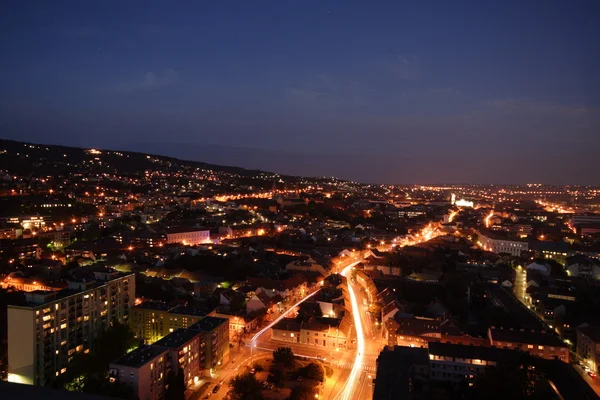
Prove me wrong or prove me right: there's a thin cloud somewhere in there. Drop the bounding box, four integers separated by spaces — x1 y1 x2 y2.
376 54 420 81
286 74 366 106
109 69 179 93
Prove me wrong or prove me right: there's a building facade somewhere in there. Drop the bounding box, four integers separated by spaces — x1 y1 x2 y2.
428 342 519 384
488 328 569 362
166 228 210 245
130 302 207 344
109 345 168 400
478 232 529 256
577 325 600 373
272 317 352 350
153 329 202 388
189 317 230 374
7 273 135 385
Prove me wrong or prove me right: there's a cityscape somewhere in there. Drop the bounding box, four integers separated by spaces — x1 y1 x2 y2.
1 139 600 400
1 2 599 400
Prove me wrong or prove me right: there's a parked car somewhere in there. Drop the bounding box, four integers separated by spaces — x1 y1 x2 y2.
588 371 597 380
212 385 221 394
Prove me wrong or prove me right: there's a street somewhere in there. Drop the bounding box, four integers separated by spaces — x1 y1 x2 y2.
191 257 378 400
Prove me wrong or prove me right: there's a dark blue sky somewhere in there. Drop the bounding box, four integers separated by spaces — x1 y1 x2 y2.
1 1 599 184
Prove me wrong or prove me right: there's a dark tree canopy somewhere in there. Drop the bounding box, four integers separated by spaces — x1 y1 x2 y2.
272 347 295 368
226 372 264 400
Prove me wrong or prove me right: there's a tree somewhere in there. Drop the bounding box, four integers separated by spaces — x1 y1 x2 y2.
165 368 186 400
287 384 316 400
57 320 139 392
226 372 264 400
298 363 324 383
272 347 295 368
267 365 285 390
295 302 322 323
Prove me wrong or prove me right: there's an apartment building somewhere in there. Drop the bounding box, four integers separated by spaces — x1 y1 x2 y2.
577 325 600 373
272 316 352 350
109 345 168 400
7 272 135 385
188 317 229 374
478 231 528 256
130 302 208 344
165 228 210 245
210 310 259 339
153 329 202 388
488 327 569 362
428 342 520 384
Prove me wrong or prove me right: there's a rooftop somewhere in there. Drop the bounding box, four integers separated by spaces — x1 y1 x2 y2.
169 305 210 317
489 327 566 347
272 319 302 332
154 328 200 349
166 227 209 234
373 346 429 400
428 342 521 362
135 301 173 311
189 316 228 332
110 345 167 368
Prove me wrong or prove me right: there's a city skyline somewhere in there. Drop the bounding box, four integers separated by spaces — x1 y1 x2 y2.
1 1 599 184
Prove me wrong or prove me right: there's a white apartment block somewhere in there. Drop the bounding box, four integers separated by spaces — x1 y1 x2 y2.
109 345 168 400
478 232 528 256
166 229 210 245
7 273 135 385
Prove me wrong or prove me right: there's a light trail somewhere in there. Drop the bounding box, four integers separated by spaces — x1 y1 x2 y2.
337 261 365 400
448 210 459 223
251 288 322 343
485 211 494 228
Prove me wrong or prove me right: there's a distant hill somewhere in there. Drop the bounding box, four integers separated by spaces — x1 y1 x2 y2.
0 138 287 180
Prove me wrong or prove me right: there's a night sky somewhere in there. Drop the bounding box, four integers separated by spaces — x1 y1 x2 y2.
1 1 599 184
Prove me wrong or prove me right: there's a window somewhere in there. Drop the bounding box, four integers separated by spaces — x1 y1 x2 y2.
527 345 533 349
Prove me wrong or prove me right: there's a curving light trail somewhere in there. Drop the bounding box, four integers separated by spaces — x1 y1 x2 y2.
485 211 494 228
337 261 365 400
251 288 322 343
448 210 459 223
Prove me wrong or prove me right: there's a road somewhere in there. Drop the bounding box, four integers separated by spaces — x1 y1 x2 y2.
331 261 380 400
573 364 600 398
195 257 373 400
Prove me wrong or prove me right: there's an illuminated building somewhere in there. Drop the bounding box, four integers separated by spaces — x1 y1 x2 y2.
109 345 168 400
0 238 41 260
577 325 600 374
153 328 202 387
130 302 208 344
209 311 259 338
7 273 135 385
488 327 569 362
6 216 47 230
166 228 210 245
1 274 63 292
454 199 474 208
478 231 528 256
271 316 351 350
428 342 520 384
188 317 230 373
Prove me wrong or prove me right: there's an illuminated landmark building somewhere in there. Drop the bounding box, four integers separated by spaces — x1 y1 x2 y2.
7 272 135 385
